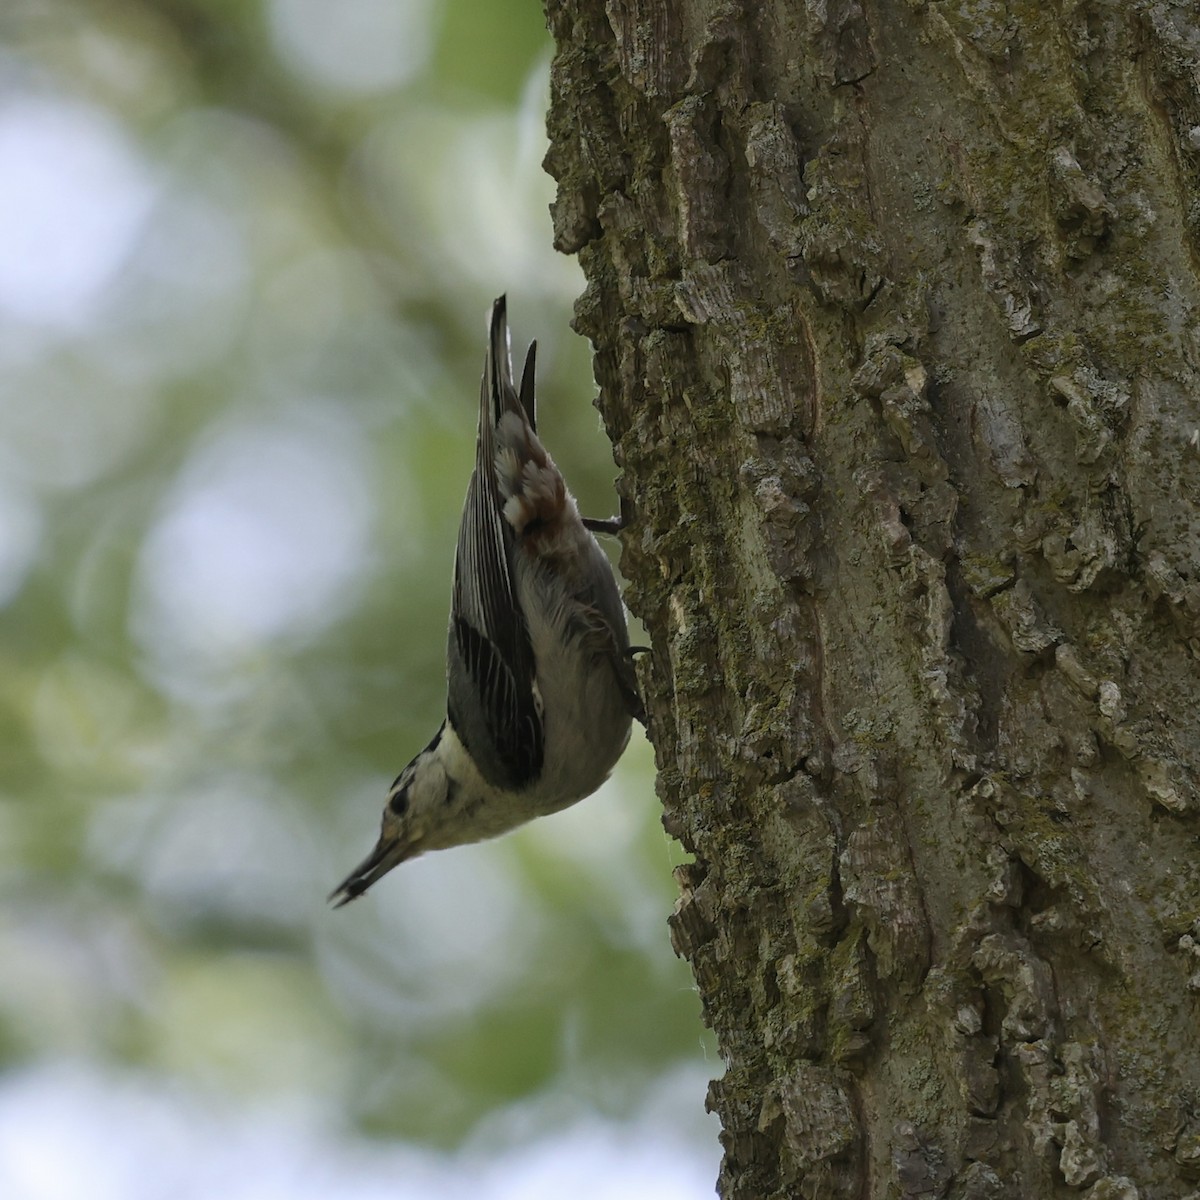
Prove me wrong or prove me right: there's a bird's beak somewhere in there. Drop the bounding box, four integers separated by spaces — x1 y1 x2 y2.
328 836 415 908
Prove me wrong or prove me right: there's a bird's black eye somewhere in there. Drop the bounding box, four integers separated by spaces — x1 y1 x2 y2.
388 787 410 817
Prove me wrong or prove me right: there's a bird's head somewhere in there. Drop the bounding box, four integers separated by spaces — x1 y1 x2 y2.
328 728 455 906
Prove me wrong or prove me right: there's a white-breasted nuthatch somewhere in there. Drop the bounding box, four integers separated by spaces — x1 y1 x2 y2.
330 297 643 906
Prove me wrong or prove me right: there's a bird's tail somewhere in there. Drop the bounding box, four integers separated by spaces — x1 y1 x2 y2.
486 294 538 432
481 297 574 545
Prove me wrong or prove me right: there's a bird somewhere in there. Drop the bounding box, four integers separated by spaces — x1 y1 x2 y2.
330 296 643 906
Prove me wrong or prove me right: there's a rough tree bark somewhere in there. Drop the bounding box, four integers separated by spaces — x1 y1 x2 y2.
544 1 1200 1197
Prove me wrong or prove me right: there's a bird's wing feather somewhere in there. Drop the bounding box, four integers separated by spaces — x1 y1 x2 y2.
447 298 544 788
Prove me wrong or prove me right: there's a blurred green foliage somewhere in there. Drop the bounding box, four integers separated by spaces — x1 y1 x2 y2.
0 0 714 1175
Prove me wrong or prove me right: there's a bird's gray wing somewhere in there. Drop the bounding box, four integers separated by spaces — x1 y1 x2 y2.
446 298 544 789
570 537 646 725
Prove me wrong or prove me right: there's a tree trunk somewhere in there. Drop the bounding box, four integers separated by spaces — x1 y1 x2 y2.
544 1 1200 1197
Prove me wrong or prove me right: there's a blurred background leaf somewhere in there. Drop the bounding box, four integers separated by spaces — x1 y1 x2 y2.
0 1 718 1196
